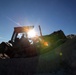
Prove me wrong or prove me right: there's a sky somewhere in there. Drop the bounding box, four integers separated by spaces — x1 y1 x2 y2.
0 0 76 42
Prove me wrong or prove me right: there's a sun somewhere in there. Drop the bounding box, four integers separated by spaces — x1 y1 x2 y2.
27 29 36 38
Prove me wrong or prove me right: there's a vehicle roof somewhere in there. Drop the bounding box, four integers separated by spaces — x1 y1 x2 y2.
14 26 34 33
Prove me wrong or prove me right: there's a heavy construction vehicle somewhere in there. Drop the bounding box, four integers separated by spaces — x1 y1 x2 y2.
0 26 42 58
0 25 67 58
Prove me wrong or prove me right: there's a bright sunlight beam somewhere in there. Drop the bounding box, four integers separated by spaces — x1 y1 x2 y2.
27 29 36 38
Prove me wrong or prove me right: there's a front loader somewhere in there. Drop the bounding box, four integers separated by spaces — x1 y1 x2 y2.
0 26 40 58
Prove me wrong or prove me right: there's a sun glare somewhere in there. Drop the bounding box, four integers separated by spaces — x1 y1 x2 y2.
28 29 36 37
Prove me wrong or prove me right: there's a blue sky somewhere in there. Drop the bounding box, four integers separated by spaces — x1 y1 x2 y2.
0 0 76 42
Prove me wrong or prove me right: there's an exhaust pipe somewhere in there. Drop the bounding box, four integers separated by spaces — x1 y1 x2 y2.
39 25 42 37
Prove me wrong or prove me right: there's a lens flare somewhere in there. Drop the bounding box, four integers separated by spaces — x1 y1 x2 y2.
60 52 62 56
44 42 48 46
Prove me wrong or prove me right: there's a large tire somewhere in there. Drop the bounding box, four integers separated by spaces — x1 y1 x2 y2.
0 42 7 54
